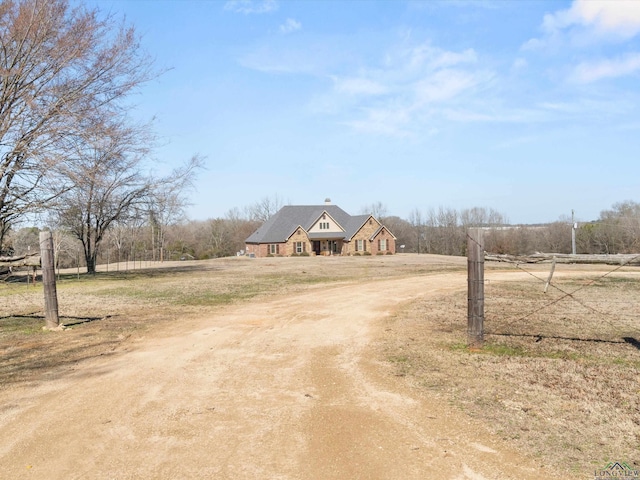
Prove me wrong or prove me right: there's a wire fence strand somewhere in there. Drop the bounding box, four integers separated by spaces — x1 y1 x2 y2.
484 253 640 339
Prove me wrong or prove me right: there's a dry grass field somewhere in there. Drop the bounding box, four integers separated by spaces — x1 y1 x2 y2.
0 255 462 386
0 255 638 477
380 261 640 475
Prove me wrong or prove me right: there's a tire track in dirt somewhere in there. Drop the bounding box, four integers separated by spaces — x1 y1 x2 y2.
0 272 552 479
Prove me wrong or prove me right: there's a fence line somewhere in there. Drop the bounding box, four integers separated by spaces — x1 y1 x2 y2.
483 252 640 341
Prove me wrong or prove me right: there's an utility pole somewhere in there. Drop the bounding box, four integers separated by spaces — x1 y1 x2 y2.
571 210 577 255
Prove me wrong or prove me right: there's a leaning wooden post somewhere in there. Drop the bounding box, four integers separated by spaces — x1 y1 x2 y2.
39 231 60 329
467 228 484 348
543 256 557 293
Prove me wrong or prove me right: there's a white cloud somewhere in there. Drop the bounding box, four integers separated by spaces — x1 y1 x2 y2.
240 35 494 136
526 0 640 48
569 53 640 83
332 77 388 96
405 43 477 71
523 1 640 85
414 69 480 103
330 43 491 136
224 0 278 15
442 109 497 122
557 0 640 38
345 107 412 137
279 18 301 34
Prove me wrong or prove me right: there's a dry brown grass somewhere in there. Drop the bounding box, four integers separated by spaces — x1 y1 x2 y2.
2 255 638 476
0 255 463 387
380 262 640 476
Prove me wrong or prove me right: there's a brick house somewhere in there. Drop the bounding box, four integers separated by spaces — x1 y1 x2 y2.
245 200 396 257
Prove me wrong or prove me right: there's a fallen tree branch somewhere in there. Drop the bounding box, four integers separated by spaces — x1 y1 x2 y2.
0 253 42 267
485 253 640 265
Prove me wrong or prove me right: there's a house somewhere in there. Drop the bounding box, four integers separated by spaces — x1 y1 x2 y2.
245 200 396 257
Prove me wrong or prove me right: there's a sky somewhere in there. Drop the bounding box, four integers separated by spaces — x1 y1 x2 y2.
87 0 640 224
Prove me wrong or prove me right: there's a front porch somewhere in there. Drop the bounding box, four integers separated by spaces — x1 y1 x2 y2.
311 239 344 256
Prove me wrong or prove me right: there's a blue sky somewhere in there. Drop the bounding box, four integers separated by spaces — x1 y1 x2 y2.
90 0 640 224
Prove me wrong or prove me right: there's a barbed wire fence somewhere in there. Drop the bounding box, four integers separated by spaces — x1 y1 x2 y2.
466 228 640 350
484 254 640 350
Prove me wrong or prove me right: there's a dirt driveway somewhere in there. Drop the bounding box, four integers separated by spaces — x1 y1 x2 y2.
0 267 552 479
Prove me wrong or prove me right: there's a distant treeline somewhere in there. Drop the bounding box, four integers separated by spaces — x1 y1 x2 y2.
4 200 640 269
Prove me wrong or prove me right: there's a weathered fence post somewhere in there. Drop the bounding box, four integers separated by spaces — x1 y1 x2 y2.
39 231 60 329
544 256 557 293
467 228 484 348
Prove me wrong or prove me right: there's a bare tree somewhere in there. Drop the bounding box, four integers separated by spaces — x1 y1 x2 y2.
0 0 154 250
224 207 260 255
48 228 78 274
460 207 507 227
361 201 388 219
408 208 425 253
246 194 285 223
107 221 131 270
54 119 153 274
147 155 204 262
569 201 640 254
6 225 39 256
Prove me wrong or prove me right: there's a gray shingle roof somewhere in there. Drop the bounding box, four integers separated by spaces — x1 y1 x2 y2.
342 215 370 241
245 205 368 243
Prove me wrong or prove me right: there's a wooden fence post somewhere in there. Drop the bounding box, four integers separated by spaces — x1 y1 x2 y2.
544 256 557 293
39 231 60 329
467 228 484 348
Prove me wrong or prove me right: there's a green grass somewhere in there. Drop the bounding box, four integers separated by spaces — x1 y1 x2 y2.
590 276 639 287
449 341 585 361
0 316 47 336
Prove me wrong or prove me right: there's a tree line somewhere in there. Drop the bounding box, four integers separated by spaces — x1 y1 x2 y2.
5 199 640 271
383 201 640 257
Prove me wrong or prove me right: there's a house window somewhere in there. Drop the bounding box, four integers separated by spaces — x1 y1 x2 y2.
269 244 279 255
378 239 387 251
355 239 365 252
295 242 306 254
319 222 330 230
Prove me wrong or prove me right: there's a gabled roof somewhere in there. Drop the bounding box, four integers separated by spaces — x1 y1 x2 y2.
370 225 397 240
342 215 372 241
246 205 354 244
